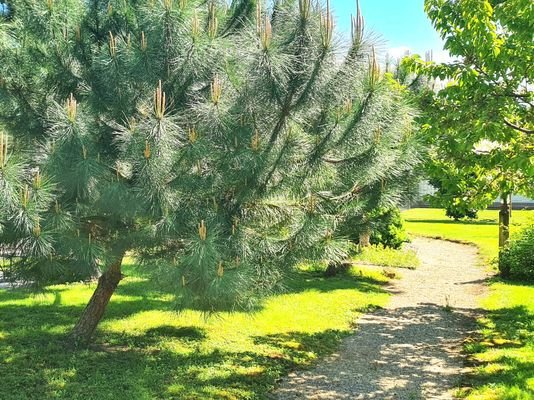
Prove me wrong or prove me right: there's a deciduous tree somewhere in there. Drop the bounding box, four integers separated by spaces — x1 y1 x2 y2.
404 0 533 262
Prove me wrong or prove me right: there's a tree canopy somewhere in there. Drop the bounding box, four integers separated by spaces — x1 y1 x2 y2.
404 0 533 215
0 0 420 344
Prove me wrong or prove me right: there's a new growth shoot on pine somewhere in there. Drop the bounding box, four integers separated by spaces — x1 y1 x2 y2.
351 0 365 45
154 81 167 120
369 47 381 86
299 0 311 20
256 1 262 34
109 32 117 58
208 1 218 39
66 94 77 122
191 10 200 38
260 15 272 50
0 131 7 168
320 0 334 49
141 31 147 51
210 74 222 105
0 0 421 342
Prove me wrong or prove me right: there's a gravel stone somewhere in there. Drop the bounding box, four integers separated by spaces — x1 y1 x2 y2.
272 238 488 400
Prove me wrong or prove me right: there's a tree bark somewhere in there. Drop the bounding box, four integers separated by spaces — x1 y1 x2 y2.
324 261 352 277
498 194 510 249
359 225 371 248
325 261 339 277
68 253 125 347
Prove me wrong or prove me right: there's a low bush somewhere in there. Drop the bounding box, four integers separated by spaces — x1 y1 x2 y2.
445 205 478 220
369 208 409 249
498 224 534 280
340 207 409 249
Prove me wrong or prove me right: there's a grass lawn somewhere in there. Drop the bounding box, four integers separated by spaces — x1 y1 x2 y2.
402 208 533 263
0 264 389 400
353 244 420 269
402 208 534 399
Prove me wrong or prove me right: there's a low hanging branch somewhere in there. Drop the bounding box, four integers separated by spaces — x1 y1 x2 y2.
504 118 534 135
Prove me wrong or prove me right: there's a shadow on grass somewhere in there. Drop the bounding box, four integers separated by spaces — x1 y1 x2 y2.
405 218 497 226
0 267 386 399
146 325 206 341
461 305 534 397
484 305 534 341
0 329 248 399
0 315 347 399
0 286 52 302
0 259 395 399
254 329 351 364
282 269 388 295
0 267 384 326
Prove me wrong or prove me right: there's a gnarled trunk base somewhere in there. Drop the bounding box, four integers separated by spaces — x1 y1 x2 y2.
324 261 352 277
68 255 124 347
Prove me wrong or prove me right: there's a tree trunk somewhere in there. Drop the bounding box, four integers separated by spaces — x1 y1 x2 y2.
68 253 125 347
359 225 371 248
324 261 352 277
325 261 340 277
498 194 510 249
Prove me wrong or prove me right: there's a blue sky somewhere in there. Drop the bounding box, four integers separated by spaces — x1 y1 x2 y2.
0 2 10 17
0 1 446 59
331 0 447 60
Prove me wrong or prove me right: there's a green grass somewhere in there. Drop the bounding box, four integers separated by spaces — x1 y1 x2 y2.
402 208 533 262
0 264 389 400
402 208 534 399
460 282 534 399
353 244 420 269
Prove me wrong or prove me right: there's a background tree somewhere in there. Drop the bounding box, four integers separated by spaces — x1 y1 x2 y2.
0 0 419 346
404 0 533 261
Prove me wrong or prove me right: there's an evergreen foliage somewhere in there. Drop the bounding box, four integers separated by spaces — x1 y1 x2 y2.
339 206 409 249
0 0 420 343
368 207 408 249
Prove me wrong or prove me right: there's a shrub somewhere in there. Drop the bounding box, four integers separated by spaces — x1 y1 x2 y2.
498 225 534 280
369 208 409 249
339 207 409 249
445 204 478 220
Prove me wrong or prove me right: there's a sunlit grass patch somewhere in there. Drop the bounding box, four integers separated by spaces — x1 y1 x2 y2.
353 244 420 269
0 262 389 399
402 208 532 263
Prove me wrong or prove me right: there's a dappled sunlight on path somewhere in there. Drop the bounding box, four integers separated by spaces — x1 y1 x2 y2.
273 238 489 400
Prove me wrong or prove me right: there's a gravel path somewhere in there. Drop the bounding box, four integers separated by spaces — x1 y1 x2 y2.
273 237 488 400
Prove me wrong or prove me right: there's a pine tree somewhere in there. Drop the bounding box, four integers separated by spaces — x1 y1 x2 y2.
0 0 420 346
